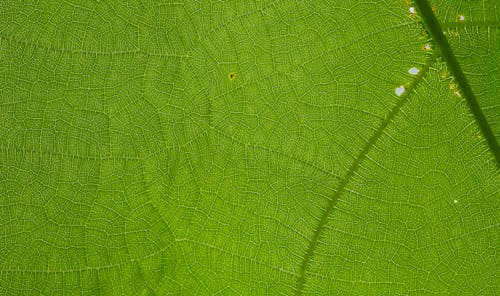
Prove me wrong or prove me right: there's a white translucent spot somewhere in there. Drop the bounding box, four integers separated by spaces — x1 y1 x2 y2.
458 15 465 22
409 6 416 14
423 43 432 51
453 199 458 204
395 85 405 97
408 67 419 75
453 91 461 97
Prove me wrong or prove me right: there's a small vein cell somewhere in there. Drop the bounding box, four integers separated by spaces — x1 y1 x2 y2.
395 85 405 97
228 72 236 81
408 67 419 75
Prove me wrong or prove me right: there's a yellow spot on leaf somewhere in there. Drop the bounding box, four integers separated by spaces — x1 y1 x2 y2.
228 72 236 81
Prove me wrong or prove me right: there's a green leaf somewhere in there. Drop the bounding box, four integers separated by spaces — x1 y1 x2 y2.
0 0 498 295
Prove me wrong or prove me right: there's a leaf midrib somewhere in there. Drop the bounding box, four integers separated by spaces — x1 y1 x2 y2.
414 0 500 167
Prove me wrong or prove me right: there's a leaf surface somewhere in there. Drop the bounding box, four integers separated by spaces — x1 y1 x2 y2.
0 0 498 295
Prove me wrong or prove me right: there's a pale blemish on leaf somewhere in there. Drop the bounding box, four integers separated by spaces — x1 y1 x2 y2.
409 6 416 16
408 67 419 75
395 85 405 97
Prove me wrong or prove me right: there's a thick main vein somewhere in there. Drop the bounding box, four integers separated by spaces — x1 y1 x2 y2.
414 0 500 167
294 52 437 295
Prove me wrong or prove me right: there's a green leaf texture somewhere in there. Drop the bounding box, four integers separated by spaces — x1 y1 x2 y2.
0 0 498 295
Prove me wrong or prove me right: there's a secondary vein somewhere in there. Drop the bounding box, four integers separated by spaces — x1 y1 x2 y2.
294 53 438 295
